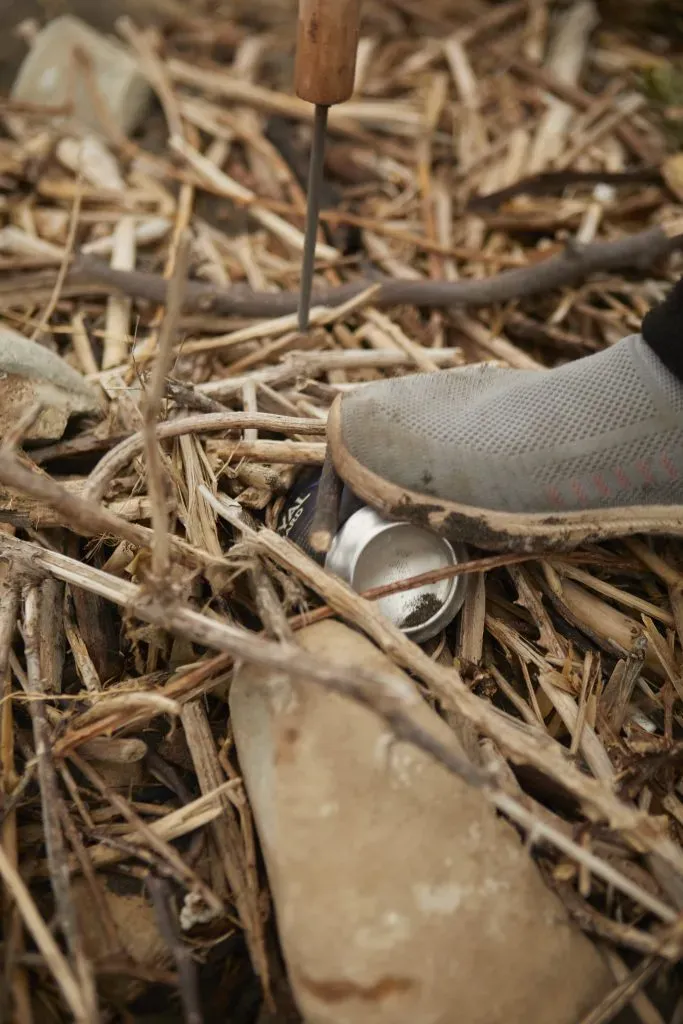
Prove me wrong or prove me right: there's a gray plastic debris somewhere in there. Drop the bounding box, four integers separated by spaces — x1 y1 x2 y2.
11 15 151 136
0 326 101 441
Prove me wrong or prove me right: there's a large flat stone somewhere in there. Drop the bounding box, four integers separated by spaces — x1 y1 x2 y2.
230 620 612 1024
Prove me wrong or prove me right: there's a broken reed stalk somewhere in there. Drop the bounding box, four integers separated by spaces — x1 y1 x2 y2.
0 526 679 927
0 584 32 1023
62 778 244 874
0 580 18 681
69 751 223 915
84 411 324 503
0 450 222 568
577 956 662 1024
31 185 83 345
601 637 647 732
142 232 190 581
20 586 100 1024
179 699 270 991
0 843 89 1024
201 488 292 640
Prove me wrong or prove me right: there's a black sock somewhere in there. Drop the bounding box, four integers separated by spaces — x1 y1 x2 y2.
641 279 683 381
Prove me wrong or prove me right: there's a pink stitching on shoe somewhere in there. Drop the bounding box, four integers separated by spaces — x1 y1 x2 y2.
636 460 654 485
570 478 588 505
547 486 564 508
614 466 630 490
592 474 611 498
661 452 677 480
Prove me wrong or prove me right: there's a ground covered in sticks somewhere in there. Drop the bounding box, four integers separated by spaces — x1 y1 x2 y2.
1 1 683 1022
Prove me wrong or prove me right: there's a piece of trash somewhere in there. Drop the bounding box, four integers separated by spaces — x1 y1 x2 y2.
278 468 467 642
11 15 151 137
326 507 467 642
0 325 101 442
230 620 612 1024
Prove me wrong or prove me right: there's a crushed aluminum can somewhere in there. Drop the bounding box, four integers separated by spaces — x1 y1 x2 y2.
279 470 467 642
325 507 467 643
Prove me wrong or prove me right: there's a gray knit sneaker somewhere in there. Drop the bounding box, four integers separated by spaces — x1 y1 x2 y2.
327 335 683 552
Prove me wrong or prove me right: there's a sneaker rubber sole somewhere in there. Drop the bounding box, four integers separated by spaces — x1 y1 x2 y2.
327 396 683 553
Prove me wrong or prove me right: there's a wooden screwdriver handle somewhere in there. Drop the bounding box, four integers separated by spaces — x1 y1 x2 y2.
295 0 362 107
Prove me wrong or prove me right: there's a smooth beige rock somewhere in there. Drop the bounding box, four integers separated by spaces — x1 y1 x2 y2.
0 326 101 441
11 16 151 136
230 620 612 1024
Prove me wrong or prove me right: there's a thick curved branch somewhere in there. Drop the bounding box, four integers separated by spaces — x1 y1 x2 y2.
59 225 683 319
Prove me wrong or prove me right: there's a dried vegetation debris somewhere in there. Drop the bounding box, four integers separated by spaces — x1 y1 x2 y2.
0 0 682 1021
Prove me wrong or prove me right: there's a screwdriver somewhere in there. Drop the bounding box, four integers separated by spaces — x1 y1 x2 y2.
295 0 362 332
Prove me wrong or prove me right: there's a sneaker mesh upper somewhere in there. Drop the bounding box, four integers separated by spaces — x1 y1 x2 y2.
338 334 683 514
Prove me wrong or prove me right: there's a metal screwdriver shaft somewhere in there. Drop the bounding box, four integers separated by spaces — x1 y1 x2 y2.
295 0 362 332
297 104 328 332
